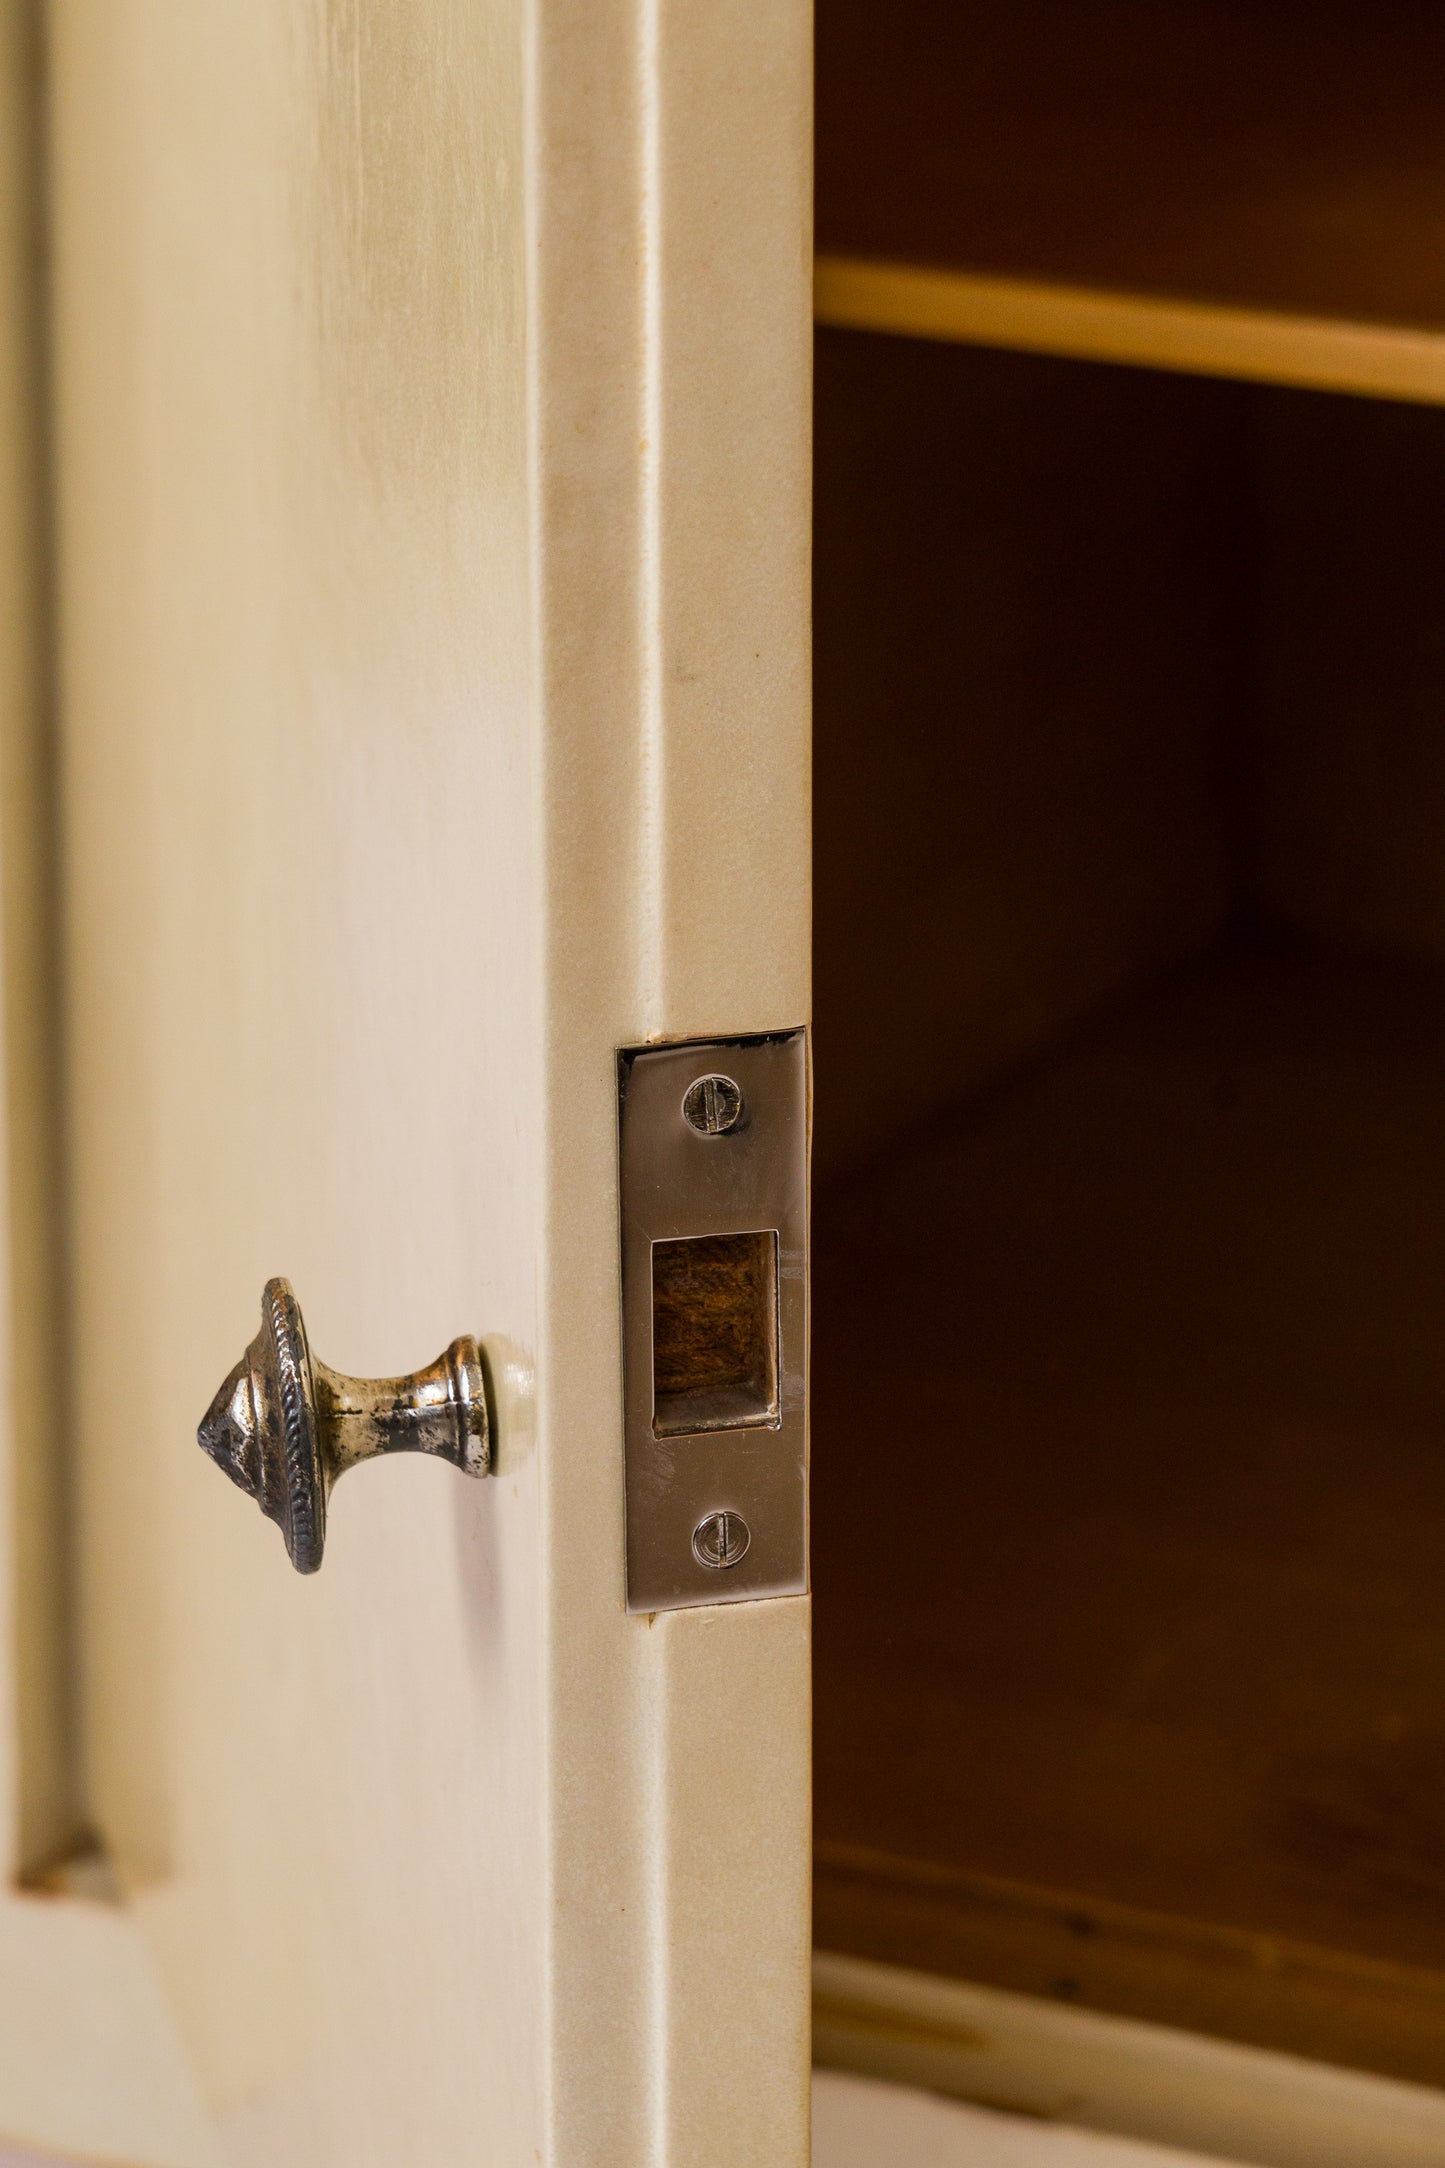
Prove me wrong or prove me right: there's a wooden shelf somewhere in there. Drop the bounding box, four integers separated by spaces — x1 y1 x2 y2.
813 939 1445 2083
816 0 1445 402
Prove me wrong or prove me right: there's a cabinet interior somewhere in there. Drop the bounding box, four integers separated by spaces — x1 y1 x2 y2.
813 2 1445 2091
819 0 1445 332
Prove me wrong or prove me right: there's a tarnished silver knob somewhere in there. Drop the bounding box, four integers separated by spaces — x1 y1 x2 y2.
198 1278 491 1573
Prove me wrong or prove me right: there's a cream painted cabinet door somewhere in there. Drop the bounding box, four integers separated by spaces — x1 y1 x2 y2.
47 0 812 2160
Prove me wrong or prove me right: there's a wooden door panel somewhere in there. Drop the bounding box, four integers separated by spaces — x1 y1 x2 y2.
48 0 811 2159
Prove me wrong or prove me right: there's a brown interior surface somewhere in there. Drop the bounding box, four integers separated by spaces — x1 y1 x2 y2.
813 328 1445 2079
651 1230 780 1436
813 944 1445 2080
818 0 1445 331
814 331 1242 1180
816 328 1445 1177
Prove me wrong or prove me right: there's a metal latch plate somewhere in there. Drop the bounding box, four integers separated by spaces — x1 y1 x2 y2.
618 1029 809 1612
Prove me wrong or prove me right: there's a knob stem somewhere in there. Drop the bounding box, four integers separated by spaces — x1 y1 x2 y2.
317 1341 489 1479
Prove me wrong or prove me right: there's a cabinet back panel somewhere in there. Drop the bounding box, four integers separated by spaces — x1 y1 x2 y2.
1248 392 1445 954
814 329 1243 1178
817 332 1445 1176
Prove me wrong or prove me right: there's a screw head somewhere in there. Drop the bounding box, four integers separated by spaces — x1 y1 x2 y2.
693 1509 751 1570
682 1073 744 1136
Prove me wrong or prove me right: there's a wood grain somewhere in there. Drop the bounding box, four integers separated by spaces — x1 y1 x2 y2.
814 258 1445 409
813 941 1445 2080
813 7 1445 2093
813 1949 1445 2168
815 1846 1445 2094
813 329 1244 1180
651 1231 779 1434
816 331 1445 1179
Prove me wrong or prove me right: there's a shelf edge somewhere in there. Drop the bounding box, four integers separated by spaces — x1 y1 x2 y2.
815 255 1445 405
814 1948 1445 2168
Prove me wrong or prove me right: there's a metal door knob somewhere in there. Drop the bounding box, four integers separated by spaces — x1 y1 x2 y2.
198 1279 491 1572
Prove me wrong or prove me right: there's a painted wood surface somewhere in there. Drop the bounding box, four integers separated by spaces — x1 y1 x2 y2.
0 2 224 2160
0 0 73 1882
48 0 810 2161
0 1894 216 2167
814 2070 1235 2168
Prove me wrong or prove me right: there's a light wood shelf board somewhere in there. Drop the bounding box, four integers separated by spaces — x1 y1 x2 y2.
815 256 1445 406
814 1948 1445 2168
815 1839 1445 2101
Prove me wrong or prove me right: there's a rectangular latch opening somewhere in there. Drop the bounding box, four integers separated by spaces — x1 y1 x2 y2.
651 1229 780 1437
